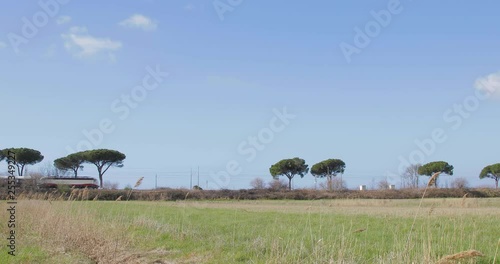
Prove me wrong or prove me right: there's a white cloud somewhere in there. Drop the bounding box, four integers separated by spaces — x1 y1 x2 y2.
0 41 6 49
56 15 72 25
119 14 158 31
475 71 500 98
61 26 122 58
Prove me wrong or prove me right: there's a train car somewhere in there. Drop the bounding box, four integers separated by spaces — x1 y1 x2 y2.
0 175 31 187
38 176 99 189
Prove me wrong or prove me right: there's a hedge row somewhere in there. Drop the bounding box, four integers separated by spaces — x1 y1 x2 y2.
8 188 500 201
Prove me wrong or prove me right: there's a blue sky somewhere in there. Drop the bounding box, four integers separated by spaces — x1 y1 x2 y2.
1 0 499 189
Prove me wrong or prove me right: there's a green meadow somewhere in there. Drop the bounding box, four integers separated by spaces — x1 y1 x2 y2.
1 198 499 263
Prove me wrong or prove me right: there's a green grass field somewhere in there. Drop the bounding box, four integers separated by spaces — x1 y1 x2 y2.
2 198 499 263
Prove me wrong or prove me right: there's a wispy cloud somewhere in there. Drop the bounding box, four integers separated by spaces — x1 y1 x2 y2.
0 41 6 49
61 26 122 59
475 71 500 98
119 14 158 31
56 15 72 25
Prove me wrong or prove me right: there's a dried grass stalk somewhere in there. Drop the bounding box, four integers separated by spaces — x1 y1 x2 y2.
82 188 89 201
436 250 484 264
353 228 366 233
134 177 144 188
427 171 441 187
461 193 468 208
428 204 436 216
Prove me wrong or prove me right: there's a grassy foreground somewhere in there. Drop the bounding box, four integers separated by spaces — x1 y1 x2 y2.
1 198 500 263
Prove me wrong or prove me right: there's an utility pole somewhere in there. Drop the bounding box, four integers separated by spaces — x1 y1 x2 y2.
197 166 200 187
190 168 193 189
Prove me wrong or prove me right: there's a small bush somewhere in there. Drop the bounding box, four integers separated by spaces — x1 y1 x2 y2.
103 181 119 190
267 179 288 191
450 177 469 189
250 177 266 189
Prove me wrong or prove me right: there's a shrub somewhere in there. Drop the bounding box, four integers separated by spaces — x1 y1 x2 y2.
250 177 266 189
450 177 469 189
103 181 119 190
318 177 347 191
267 179 288 190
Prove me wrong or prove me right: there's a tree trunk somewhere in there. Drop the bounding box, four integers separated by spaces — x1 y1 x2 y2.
288 177 292 190
98 165 103 188
496 178 498 189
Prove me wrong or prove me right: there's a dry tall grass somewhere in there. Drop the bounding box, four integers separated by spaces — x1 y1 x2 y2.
7 195 174 263
23 200 150 263
406 172 441 250
402 171 487 263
